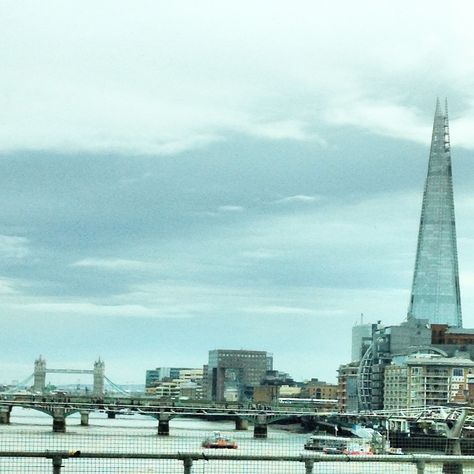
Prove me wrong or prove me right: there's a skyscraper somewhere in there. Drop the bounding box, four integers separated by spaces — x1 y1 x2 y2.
408 99 462 327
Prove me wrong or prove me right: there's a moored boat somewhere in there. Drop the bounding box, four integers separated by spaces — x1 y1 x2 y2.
304 434 390 455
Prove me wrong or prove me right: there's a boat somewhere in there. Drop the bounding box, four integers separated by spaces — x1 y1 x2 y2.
304 435 352 453
202 431 238 449
304 434 375 455
344 441 374 455
386 447 404 455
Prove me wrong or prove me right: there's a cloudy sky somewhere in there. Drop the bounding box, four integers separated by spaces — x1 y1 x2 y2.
2 0 474 386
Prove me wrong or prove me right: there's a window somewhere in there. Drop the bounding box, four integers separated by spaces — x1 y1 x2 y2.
452 368 464 377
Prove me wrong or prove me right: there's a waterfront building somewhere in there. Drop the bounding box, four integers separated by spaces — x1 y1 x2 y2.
384 353 473 410
337 362 359 413
260 370 294 387
145 367 191 388
146 381 180 398
301 378 337 400
357 318 432 411
428 324 474 377
432 324 474 345
145 368 204 399
253 385 280 404
408 99 462 327
252 370 295 404
278 385 301 397
177 368 203 382
207 349 273 402
178 381 201 400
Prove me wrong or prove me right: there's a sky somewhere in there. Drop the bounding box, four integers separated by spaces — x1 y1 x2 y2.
2 0 474 386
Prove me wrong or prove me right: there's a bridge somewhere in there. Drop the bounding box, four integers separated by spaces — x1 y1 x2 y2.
10 356 127 398
1 391 473 443
0 393 322 437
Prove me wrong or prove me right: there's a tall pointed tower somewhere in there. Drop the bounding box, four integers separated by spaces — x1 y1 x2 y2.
408 99 462 327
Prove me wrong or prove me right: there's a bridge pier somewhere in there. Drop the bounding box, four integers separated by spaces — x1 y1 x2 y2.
80 411 90 426
0 406 11 424
304 459 315 474
235 418 248 430
443 439 463 474
442 409 466 474
253 414 268 439
158 413 170 436
107 411 116 419
52 407 66 433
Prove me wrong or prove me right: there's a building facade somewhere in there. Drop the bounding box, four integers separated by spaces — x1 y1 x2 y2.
358 318 432 411
351 323 372 362
207 349 273 402
384 353 473 410
337 362 359 413
145 367 191 388
301 379 337 400
145 368 204 399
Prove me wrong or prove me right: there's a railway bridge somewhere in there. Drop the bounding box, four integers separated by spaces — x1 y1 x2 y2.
0 394 319 437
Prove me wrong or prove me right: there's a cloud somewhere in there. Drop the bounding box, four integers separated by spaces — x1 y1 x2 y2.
217 205 244 212
275 195 319 204
0 235 29 259
2 1 474 154
0 278 20 295
8 301 172 319
72 258 159 271
240 250 277 260
242 305 341 317
325 101 432 144
244 120 318 141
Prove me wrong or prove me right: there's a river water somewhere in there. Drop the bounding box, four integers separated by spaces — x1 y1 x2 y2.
0 408 463 473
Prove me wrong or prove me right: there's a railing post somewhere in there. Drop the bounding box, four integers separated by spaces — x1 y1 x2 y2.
52 455 62 474
183 457 193 474
304 459 314 474
416 460 425 474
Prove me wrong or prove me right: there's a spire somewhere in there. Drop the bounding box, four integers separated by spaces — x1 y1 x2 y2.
408 99 462 327
435 96 442 116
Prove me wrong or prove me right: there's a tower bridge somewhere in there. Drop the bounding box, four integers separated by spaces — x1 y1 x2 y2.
32 356 106 397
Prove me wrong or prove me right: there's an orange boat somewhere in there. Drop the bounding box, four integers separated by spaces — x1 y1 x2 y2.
202 432 238 449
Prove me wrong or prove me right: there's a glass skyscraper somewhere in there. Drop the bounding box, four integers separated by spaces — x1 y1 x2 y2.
408 99 462 327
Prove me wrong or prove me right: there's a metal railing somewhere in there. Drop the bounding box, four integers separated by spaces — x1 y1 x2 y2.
1 451 474 473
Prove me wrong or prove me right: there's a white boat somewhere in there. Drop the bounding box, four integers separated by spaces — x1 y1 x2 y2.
304 434 382 455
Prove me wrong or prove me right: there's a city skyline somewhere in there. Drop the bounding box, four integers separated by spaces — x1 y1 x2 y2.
2 1 474 384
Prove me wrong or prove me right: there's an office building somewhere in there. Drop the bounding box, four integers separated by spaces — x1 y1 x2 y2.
351 322 372 362
207 349 273 402
145 367 191 388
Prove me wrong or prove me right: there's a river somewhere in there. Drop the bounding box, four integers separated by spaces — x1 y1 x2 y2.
0 408 462 473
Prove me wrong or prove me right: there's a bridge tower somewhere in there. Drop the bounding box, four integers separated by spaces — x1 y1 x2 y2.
33 356 46 393
93 358 105 398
